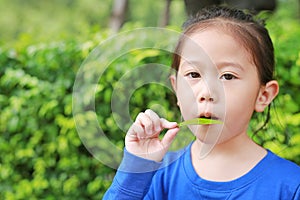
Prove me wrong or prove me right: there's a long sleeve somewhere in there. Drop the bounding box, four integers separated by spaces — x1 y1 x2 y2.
103 149 162 200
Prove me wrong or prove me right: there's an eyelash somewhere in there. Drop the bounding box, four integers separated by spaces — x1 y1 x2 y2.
220 73 237 80
186 72 201 78
185 72 237 80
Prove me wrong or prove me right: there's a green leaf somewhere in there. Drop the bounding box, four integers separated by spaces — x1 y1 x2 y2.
178 118 223 127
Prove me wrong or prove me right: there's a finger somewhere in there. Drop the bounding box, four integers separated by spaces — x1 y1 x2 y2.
160 118 178 129
126 122 144 141
161 127 180 149
136 112 154 136
145 109 161 132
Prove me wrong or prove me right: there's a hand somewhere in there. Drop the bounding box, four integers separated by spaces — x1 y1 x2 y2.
125 109 180 162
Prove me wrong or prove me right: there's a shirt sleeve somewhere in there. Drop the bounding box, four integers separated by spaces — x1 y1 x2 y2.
103 148 162 200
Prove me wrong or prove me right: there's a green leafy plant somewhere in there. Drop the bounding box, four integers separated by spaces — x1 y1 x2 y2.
178 118 223 127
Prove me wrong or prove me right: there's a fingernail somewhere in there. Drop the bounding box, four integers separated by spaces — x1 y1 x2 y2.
171 122 178 126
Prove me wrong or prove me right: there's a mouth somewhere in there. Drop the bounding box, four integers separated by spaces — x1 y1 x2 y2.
198 114 219 121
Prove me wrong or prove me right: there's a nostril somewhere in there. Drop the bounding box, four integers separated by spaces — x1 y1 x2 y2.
200 97 206 102
199 96 214 102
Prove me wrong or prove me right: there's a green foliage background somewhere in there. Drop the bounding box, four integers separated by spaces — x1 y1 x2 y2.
0 0 299 198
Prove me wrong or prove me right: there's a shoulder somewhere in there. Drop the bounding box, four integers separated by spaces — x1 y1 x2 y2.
268 150 300 172
264 151 300 198
266 150 300 181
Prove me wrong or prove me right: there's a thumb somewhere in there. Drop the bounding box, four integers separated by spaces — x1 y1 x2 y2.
160 118 178 129
161 127 180 150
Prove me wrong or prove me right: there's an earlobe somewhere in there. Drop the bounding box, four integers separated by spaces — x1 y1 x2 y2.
255 80 279 112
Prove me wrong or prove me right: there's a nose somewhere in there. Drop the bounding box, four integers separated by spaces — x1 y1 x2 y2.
198 81 216 103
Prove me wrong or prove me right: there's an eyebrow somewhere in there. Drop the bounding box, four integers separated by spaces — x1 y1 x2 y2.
180 60 245 72
180 60 206 68
215 61 245 71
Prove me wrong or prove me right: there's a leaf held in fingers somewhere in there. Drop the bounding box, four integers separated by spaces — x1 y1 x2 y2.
178 118 222 127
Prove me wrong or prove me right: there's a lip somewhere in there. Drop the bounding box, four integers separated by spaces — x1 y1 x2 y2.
198 112 219 120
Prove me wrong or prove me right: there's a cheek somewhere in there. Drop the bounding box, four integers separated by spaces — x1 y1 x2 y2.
177 90 196 116
223 87 258 122
176 81 198 118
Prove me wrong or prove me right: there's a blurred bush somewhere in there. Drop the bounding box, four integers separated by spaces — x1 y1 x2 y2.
0 1 299 199
259 1 300 164
0 29 181 198
0 39 115 198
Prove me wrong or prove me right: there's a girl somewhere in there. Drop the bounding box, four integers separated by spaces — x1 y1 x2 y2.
104 6 300 199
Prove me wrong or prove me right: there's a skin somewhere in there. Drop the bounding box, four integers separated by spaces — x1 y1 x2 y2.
126 27 279 181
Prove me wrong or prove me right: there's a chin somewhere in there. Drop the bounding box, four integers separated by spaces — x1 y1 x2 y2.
192 126 224 145
194 132 219 145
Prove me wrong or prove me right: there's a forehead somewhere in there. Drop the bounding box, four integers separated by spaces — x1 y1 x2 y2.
180 28 254 66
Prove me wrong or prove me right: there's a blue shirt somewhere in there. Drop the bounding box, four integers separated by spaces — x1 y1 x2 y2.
104 143 300 199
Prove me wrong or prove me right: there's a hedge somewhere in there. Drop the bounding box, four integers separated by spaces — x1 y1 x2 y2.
0 9 300 200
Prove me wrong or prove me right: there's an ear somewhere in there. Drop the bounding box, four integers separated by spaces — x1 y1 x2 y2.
255 80 279 112
169 75 180 106
169 74 177 92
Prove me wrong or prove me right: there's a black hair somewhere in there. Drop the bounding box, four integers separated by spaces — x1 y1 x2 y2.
171 6 276 135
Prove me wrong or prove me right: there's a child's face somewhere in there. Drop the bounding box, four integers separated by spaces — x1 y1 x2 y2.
171 28 263 145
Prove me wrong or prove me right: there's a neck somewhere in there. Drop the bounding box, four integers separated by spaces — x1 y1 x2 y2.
191 132 267 181
192 131 265 159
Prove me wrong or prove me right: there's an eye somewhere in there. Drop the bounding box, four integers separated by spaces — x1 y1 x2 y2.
220 73 237 80
186 72 201 79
